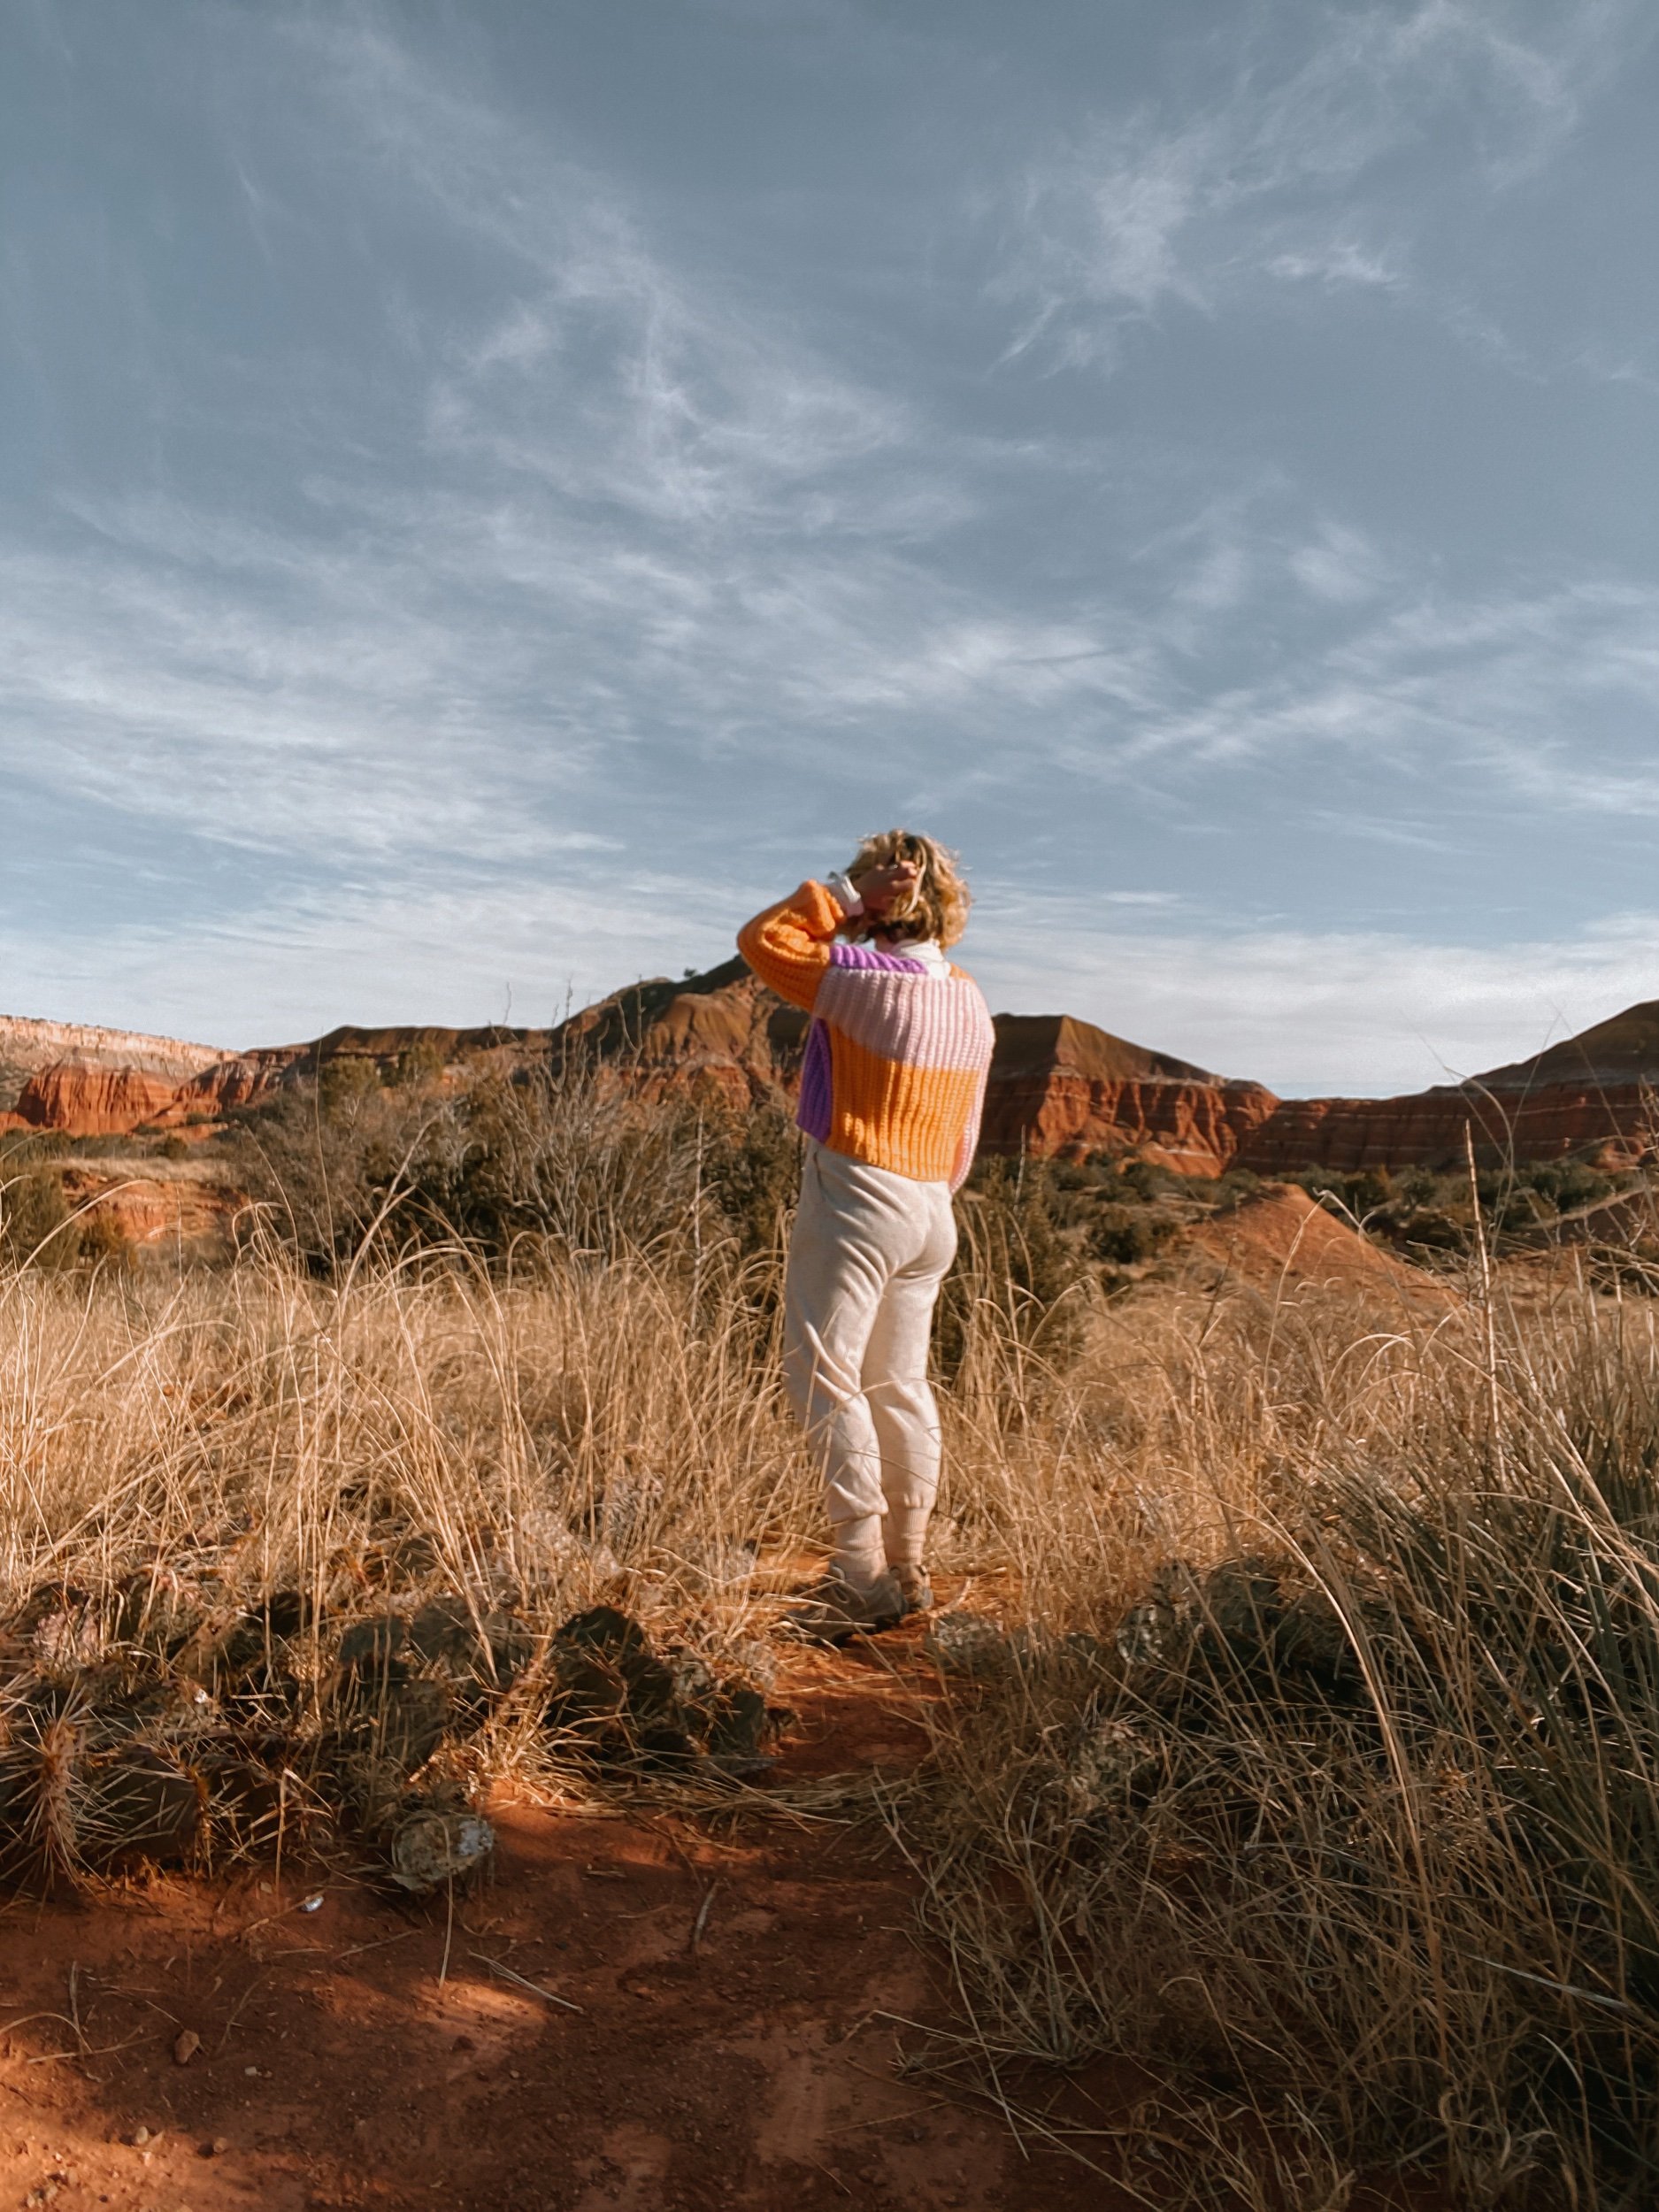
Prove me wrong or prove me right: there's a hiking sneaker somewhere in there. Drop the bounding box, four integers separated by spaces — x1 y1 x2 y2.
784 1569 905 1646
892 1566 934 1617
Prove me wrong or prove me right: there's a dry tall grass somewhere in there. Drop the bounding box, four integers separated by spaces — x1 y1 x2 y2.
4 1119 1659 2203
903 1269 1659 2208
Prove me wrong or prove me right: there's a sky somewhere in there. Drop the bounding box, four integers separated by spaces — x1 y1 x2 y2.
5 0 1659 1095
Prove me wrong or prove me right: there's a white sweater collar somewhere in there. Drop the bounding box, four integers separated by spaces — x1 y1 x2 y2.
875 934 949 972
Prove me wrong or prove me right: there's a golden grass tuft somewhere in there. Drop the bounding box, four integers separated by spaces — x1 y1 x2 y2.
900 1268 1659 2207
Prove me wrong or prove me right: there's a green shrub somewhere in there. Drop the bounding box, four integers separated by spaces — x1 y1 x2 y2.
698 1101 801 1263
1 1169 79 1267
1293 1156 1637 1262
1088 1203 1164 1268
1298 1166 1394 1219
319 1056 383 1117
937 1156 1094 1383
76 1203 132 1271
393 1037 449 1090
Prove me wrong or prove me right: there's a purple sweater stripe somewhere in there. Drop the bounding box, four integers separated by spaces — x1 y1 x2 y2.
797 1019 833 1143
827 942 929 975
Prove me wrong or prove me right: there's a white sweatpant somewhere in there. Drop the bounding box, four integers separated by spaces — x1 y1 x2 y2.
781 1141 957 1584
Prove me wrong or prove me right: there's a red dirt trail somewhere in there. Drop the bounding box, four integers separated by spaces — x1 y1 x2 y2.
0 1614 1145 2212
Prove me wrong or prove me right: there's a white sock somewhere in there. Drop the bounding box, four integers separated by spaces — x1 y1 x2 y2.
884 1503 931 1572
832 1515 887 1593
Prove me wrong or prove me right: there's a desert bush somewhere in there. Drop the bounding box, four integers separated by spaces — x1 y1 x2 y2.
697 1098 802 1263
0 1244 808 1889
1521 1156 1619 1214
74 1203 132 1272
1087 1200 1182 1268
0 1168 79 1267
1298 1156 1635 1263
936 1156 1096 1387
2 1154 145 1272
406 1070 718 1265
228 1058 802 1288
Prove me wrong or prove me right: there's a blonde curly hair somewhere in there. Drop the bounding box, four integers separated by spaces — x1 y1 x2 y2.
846 827 972 949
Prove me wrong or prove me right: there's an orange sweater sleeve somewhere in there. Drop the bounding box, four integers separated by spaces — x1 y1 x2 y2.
736 880 847 1012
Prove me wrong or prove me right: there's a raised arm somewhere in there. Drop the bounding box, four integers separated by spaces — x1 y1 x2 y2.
736 880 848 1011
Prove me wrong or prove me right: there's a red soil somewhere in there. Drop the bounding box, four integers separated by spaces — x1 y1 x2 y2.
0 1617 1134 2212
1186 1183 1453 1304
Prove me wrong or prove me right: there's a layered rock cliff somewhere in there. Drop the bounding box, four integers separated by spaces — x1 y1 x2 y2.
58 1162 244 1257
1239 1086 1659 1173
7 985 1659 1177
979 1015 1279 1174
1239 1003 1659 1173
542 979 1659 1172
1473 1001 1659 1091
14 1061 185 1137
0 1018 556 1139
0 1018 226 1137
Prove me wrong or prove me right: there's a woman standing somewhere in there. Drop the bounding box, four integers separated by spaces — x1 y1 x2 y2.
737 831 995 1640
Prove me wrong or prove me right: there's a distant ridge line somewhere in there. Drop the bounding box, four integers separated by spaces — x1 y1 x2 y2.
4 975 1659 1173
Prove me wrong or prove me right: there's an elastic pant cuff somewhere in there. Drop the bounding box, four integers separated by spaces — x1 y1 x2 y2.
831 1513 888 1594
882 1502 932 1570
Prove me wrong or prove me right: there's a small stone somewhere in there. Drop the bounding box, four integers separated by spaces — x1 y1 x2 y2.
173 2029 202 2067
387 1809 495 1893
451 2035 475 2053
242 2065 259 2078
130 2126 152 2147
925 1609 1020 1678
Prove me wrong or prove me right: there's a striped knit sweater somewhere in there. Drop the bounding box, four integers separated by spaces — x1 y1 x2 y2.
737 881 995 1191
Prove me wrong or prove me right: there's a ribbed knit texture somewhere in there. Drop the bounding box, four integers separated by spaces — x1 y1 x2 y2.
738 881 995 1190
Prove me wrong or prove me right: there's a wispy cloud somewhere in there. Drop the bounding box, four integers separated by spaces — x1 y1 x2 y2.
1288 523 1393 604
295 18 918 536
1265 242 1405 289
0 864 741 1046
8 7 1645 852
975 900 1659 1096
996 0 1637 366
0 12 1172 864
2 14 1160 871
4 0 1657 1072
1100 573 1659 818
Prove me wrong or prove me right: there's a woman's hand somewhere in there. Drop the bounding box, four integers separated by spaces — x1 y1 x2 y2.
851 858 921 917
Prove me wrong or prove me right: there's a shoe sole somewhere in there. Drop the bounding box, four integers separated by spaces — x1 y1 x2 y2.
784 1608 903 1647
